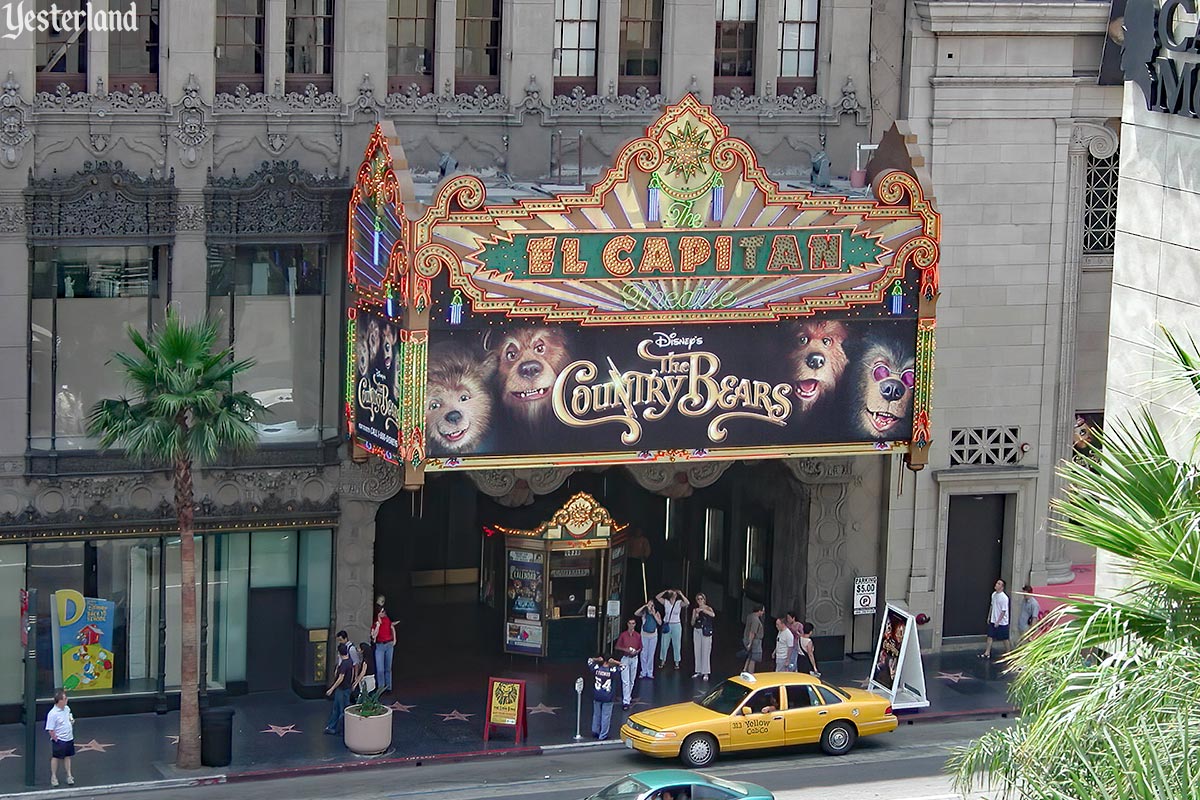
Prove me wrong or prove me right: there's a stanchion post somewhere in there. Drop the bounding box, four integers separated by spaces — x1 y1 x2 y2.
573 677 584 741
23 588 37 788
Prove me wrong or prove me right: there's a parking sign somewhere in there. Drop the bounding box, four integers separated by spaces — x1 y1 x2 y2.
854 576 877 615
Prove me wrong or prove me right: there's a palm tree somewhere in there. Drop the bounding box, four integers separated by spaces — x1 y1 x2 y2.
87 309 264 769
950 328 1200 799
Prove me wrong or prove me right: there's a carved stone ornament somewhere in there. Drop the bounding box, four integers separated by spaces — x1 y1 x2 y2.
1071 121 1120 159
35 78 167 113
837 76 869 125
355 73 380 119
339 456 402 503
213 79 343 114
712 86 830 118
174 73 210 168
205 160 349 242
385 82 511 117
0 72 32 168
466 467 575 507
0 203 26 232
176 202 205 231
25 160 178 243
625 461 733 499
783 457 855 485
551 85 665 116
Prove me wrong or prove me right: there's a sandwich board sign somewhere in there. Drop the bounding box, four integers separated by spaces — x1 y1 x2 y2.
867 604 929 710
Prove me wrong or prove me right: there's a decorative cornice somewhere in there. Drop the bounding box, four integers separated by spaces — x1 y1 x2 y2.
385 81 510 116
784 457 855 485
915 0 1112 34
625 461 733 499
205 159 348 240
25 160 177 242
550 85 664 116
712 86 830 118
34 78 167 113
339 457 402 503
466 467 575 507
213 79 343 114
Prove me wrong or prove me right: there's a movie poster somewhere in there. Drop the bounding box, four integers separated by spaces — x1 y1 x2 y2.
871 606 909 693
425 279 919 460
351 308 400 461
505 549 546 655
51 590 116 692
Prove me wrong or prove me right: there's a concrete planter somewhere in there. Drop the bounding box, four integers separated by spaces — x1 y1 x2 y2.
344 704 393 755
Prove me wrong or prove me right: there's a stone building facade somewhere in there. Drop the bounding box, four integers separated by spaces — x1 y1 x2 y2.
0 0 1126 714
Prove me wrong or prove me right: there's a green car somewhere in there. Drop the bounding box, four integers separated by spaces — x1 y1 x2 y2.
586 769 774 800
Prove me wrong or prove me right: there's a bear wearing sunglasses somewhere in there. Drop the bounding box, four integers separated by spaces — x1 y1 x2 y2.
849 333 916 440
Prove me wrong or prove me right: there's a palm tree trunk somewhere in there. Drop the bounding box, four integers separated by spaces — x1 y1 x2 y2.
175 455 201 769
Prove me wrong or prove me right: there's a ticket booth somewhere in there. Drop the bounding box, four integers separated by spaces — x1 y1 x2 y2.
497 493 628 659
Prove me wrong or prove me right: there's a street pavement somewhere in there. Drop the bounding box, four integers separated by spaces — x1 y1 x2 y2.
0 649 1014 795
108 718 1009 800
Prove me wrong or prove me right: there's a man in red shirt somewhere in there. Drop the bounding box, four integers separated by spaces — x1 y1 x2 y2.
615 618 642 709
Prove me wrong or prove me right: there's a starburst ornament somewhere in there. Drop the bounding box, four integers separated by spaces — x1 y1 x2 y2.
661 121 712 184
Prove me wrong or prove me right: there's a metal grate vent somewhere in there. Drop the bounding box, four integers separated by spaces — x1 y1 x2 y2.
949 427 1022 467
1083 152 1118 255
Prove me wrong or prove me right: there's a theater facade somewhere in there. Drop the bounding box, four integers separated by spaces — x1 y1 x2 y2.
349 97 941 665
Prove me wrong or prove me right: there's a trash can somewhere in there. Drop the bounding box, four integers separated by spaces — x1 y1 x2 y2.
200 707 235 768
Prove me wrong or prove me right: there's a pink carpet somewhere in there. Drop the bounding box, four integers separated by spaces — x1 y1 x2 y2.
1030 562 1096 618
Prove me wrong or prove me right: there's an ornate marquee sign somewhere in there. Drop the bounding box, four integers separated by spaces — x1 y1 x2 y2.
346 97 940 482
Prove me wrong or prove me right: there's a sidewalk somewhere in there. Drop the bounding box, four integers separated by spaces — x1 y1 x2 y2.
0 648 1014 794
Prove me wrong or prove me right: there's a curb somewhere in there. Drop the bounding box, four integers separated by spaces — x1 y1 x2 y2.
0 776 228 800
897 707 1015 724
224 744 544 784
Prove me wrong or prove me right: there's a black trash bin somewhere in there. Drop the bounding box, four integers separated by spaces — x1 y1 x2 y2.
200 707 235 767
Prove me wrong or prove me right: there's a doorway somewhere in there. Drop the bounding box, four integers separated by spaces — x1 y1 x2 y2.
943 494 1006 638
246 588 296 691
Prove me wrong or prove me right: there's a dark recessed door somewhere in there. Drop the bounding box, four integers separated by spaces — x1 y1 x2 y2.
943 494 1005 638
246 587 296 692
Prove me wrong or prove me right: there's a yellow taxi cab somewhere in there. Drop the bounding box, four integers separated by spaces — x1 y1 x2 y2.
619 671 897 768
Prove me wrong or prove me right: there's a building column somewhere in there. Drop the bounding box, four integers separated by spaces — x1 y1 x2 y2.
265 0 288 94
335 0 387 104
163 0 217 99
754 0 779 97
434 0 457 94
662 0 714 102
507 0 555 104
337 459 404 640
597 0 621 97
172 191 208 320
87 0 110 93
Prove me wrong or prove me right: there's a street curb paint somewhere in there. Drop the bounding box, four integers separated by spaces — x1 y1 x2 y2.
223 744 544 783
0 776 227 799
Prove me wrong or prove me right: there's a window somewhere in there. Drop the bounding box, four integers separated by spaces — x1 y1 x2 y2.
618 0 662 95
30 246 167 451
743 524 766 584
216 0 266 92
1084 151 1118 255
388 0 435 92
786 684 818 708
110 0 160 92
36 0 87 93
704 508 724 571
815 686 843 705
286 0 334 91
778 0 817 93
456 0 501 93
207 244 339 443
554 0 599 95
714 0 756 95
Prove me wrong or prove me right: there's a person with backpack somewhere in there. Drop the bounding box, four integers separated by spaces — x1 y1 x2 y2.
690 593 715 680
636 599 661 679
656 588 689 671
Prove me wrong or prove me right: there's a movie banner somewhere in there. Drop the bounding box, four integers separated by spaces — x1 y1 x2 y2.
505 549 546 656
425 296 918 459
51 590 116 692
871 606 910 693
351 308 400 462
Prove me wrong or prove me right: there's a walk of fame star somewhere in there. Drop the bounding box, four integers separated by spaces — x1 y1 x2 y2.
165 735 180 745
436 710 473 722
937 671 973 684
260 724 301 737
388 702 415 712
75 739 114 753
0 749 19 761
857 678 873 688
527 703 560 715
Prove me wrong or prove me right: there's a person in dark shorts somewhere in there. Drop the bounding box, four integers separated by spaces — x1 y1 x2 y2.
45 689 75 787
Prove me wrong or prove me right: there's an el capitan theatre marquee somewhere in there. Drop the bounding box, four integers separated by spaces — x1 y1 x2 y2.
345 97 940 488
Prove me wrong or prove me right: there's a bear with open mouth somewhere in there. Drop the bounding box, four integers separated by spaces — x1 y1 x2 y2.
788 319 850 415
424 343 498 455
490 325 572 434
850 333 915 440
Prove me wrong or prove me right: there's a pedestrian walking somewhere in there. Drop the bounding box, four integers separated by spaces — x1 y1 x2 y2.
980 578 1010 659
784 611 804 671
797 622 819 676
741 606 764 673
656 589 689 670
690 593 715 680
371 596 397 693
324 643 355 735
336 630 361 668
615 618 642 709
773 617 794 672
1016 583 1041 641
46 689 75 787
587 655 621 740
353 642 376 701
635 600 661 679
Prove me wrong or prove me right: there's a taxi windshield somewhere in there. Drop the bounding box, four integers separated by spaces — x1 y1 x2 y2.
695 679 753 715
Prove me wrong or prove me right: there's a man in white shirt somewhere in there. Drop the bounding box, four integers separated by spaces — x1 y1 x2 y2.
45 689 75 787
773 617 795 672
980 578 1010 659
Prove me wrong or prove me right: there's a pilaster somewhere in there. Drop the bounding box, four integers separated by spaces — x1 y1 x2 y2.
265 0 288 93
597 0 621 98
435 0 457 94
662 0 713 101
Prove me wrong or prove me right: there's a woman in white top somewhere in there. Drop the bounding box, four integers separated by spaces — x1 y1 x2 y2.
690 593 716 680
655 589 689 670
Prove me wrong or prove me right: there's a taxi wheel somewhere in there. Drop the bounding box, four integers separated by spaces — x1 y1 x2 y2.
680 733 718 768
820 721 857 755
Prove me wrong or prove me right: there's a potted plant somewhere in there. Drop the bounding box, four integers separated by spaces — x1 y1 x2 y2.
344 689 393 755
